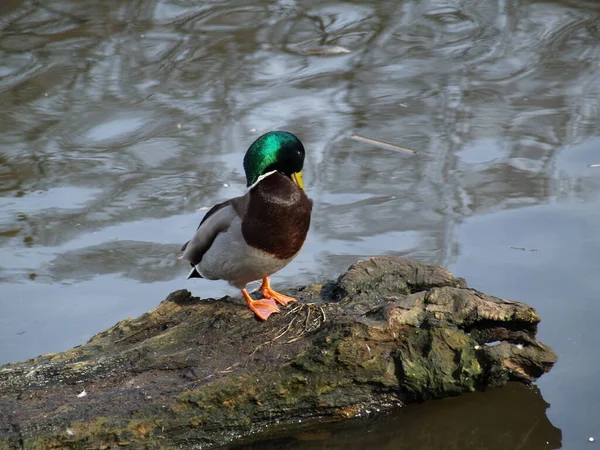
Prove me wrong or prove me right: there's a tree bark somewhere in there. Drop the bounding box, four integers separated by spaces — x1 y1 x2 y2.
0 257 557 449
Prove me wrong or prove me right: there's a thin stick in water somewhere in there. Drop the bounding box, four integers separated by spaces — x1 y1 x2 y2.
350 134 417 154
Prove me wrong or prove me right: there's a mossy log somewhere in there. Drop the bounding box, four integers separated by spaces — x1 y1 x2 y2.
0 257 557 449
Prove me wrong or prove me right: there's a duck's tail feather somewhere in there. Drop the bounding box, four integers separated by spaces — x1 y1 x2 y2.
177 241 190 261
187 266 204 279
180 240 203 279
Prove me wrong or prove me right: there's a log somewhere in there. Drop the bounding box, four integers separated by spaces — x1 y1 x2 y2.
0 257 557 449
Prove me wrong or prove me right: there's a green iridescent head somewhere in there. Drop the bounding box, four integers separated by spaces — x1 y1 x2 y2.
243 131 306 189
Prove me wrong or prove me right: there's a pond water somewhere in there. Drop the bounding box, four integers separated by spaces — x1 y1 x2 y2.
1 0 600 448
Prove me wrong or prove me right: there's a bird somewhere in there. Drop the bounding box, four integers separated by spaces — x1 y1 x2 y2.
180 131 312 321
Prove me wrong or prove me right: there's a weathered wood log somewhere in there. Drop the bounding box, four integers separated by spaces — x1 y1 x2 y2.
0 257 557 449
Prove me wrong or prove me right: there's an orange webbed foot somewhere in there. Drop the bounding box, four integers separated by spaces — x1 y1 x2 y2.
259 277 298 307
241 289 280 321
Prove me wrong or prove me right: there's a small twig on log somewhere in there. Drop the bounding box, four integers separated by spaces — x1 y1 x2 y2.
272 317 298 342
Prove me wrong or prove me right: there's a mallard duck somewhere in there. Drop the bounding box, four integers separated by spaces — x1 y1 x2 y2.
180 131 312 321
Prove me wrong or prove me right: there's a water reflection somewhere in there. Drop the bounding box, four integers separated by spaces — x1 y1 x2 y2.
1 0 599 287
229 383 562 450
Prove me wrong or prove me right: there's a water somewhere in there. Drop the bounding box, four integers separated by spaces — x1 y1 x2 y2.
230 383 563 449
1 0 599 448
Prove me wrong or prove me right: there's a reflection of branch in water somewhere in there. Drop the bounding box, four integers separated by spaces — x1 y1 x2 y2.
45 240 182 283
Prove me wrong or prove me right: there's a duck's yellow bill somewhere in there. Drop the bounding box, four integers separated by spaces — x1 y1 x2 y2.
291 171 305 191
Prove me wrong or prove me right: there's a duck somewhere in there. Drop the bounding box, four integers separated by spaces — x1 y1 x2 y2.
180 131 312 321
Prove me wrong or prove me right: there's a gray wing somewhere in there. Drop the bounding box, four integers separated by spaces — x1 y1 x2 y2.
180 197 245 267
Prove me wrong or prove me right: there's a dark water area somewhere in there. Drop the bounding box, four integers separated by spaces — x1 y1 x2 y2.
1 0 599 448
229 383 563 449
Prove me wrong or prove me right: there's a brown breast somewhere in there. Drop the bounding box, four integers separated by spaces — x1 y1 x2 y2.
241 172 313 260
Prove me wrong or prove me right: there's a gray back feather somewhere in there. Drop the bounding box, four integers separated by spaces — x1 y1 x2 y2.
181 198 245 266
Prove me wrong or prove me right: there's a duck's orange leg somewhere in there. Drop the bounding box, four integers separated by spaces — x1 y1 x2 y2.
259 277 297 307
241 289 280 321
